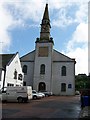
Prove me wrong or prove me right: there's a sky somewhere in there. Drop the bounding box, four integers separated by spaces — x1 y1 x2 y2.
0 0 89 75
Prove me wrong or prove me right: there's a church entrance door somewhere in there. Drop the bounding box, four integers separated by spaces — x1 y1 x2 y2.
38 82 46 91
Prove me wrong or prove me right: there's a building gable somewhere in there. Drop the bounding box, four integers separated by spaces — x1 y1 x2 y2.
20 50 35 62
53 49 75 62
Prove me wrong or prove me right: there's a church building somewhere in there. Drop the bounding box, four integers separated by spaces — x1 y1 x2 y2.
20 4 76 95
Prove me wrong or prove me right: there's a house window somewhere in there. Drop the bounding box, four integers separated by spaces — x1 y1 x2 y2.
7 83 14 86
61 83 66 92
23 81 26 86
14 69 17 79
22 65 27 74
68 84 72 88
40 64 45 74
61 66 66 76
18 74 23 80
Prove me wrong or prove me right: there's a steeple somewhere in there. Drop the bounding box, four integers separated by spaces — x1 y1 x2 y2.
43 3 50 20
40 3 51 41
36 4 54 44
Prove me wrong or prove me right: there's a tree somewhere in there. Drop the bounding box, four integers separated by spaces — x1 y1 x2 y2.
75 74 90 90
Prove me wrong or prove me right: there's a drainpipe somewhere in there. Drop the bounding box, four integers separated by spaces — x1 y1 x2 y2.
50 45 53 93
2 68 6 91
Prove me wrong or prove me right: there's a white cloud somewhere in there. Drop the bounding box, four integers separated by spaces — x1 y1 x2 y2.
0 0 46 53
73 23 88 43
0 0 39 53
52 9 74 27
51 0 88 75
63 22 88 75
65 47 88 75
51 0 88 28
0 0 89 75
75 4 88 23
67 23 88 51
4 0 46 23
0 1 13 53
0 0 89 53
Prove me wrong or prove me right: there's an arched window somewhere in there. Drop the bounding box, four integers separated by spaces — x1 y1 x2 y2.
22 65 27 74
40 64 45 74
61 83 66 92
38 82 46 91
14 69 17 79
61 66 66 76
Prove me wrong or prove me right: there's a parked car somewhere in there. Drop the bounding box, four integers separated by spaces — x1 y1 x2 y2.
80 89 90 108
75 90 80 95
32 90 43 99
38 92 45 98
39 90 52 97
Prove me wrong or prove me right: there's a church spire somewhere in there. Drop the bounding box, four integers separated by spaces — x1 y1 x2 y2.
36 4 54 44
43 3 49 20
40 4 51 41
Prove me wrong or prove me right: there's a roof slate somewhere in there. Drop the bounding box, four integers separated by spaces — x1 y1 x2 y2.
0 54 15 69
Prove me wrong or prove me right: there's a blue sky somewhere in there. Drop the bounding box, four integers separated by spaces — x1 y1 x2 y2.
0 0 89 75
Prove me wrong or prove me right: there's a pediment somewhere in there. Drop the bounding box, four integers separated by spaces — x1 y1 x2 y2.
53 49 75 62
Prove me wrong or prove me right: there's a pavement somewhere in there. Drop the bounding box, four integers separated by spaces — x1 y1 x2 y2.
1 96 81 119
1 96 90 119
79 106 90 119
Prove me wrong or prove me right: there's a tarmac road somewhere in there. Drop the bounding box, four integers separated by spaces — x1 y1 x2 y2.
1 95 81 119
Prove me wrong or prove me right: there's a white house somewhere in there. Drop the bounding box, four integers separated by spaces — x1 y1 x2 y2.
0 52 23 90
20 4 76 95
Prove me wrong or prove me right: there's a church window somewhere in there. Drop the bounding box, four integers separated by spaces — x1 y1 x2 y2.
22 65 27 75
68 84 72 88
40 64 45 74
61 83 66 92
38 82 46 91
61 66 66 76
14 69 17 79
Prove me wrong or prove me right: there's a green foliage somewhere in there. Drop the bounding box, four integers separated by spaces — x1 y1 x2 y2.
75 74 90 90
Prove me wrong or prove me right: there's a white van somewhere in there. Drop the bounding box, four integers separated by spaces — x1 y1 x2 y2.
0 86 32 103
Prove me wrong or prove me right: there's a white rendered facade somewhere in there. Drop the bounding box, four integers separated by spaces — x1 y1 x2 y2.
0 53 23 90
20 4 76 95
0 69 4 90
